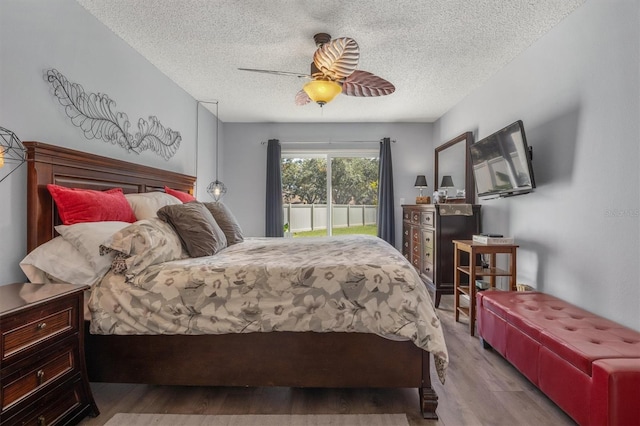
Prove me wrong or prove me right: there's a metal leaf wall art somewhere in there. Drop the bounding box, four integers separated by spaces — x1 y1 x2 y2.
45 69 181 160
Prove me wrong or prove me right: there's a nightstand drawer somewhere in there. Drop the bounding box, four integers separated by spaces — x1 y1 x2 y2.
2 342 76 409
4 376 85 426
2 303 76 362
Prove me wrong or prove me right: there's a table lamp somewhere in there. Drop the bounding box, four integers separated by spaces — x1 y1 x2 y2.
414 175 430 204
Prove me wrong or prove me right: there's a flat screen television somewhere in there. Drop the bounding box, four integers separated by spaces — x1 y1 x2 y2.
469 120 536 199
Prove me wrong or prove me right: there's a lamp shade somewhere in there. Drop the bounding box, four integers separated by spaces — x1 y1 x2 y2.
303 80 342 106
0 127 26 183
440 175 454 188
414 175 428 188
207 180 227 201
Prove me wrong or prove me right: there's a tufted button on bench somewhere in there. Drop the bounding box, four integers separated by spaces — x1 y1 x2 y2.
477 291 640 426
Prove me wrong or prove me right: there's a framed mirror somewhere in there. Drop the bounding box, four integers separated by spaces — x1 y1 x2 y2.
434 131 474 203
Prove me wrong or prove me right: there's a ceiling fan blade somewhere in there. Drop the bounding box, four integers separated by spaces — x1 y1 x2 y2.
342 70 395 97
237 68 311 78
295 90 311 106
313 37 359 80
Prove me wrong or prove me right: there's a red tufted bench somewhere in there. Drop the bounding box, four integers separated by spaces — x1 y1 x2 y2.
476 291 640 426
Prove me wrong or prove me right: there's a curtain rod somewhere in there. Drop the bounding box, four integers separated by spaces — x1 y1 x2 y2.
260 139 396 145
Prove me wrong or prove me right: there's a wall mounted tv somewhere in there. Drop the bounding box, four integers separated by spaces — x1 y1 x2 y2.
469 120 536 199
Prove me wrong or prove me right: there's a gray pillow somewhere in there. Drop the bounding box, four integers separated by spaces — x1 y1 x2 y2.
202 202 244 245
157 202 227 257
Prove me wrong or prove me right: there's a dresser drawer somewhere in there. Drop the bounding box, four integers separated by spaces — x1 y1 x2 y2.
2 300 78 363
3 376 85 426
2 340 77 410
420 211 434 227
423 244 434 266
422 229 434 249
422 261 434 282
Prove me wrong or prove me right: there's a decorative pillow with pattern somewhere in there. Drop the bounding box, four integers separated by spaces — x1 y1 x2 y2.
100 218 186 276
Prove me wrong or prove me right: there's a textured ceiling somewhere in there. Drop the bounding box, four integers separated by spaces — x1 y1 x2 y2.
76 0 585 123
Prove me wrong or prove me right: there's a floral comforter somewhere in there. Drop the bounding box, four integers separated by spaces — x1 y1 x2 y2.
89 235 448 382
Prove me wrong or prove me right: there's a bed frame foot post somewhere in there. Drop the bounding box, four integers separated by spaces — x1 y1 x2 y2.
419 350 438 419
419 386 438 419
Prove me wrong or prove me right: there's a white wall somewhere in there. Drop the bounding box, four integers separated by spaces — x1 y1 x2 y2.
223 122 434 246
0 0 217 283
435 0 639 329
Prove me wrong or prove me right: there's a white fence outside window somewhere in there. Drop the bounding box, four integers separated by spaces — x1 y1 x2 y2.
283 204 378 232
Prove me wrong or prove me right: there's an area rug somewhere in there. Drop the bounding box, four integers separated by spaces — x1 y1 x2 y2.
103 413 410 426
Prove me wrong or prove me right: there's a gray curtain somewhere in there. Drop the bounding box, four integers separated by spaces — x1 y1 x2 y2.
265 139 283 237
377 137 395 245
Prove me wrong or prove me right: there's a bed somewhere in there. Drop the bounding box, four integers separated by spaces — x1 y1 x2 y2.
24 141 445 419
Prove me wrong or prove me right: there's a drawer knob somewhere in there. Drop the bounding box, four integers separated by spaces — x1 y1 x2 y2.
425 267 431 272
38 416 46 426
37 322 47 330
37 369 45 385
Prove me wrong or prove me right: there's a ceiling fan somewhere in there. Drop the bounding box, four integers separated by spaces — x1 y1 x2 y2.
238 33 395 107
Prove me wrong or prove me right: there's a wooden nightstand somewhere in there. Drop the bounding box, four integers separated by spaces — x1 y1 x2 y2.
452 240 519 336
0 283 99 425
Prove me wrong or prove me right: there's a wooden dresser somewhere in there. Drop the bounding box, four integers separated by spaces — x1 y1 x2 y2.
0 283 98 426
402 204 481 307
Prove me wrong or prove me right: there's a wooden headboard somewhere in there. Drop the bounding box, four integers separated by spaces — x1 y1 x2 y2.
25 141 196 252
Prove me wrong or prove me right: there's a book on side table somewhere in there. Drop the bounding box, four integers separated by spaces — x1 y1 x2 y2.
472 234 515 245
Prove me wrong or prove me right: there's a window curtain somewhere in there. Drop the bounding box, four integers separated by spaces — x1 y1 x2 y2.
377 137 395 245
265 139 284 237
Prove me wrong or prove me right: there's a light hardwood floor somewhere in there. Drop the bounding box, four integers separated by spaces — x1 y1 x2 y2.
79 295 576 426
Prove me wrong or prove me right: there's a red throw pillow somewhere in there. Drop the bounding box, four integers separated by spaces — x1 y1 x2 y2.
47 184 137 225
164 186 196 203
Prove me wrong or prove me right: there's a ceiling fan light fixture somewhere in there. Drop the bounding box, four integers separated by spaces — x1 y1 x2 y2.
303 80 342 106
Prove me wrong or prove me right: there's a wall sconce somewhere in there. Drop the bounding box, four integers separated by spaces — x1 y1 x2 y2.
0 127 26 183
414 175 430 204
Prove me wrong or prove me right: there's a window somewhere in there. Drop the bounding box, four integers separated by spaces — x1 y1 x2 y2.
282 150 379 237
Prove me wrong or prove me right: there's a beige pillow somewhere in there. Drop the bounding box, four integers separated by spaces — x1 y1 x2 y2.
157 202 227 257
125 192 182 220
202 202 244 245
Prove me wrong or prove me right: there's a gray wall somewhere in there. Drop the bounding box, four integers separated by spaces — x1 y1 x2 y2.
435 0 639 329
0 0 218 283
223 122 434 243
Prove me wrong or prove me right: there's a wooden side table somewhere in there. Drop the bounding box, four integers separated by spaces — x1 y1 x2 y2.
0 283 99 425
452 240 519 336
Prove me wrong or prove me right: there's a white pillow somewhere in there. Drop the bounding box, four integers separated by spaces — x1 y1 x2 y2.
55 221 131 277
20 237 101 285
125 192 182 220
